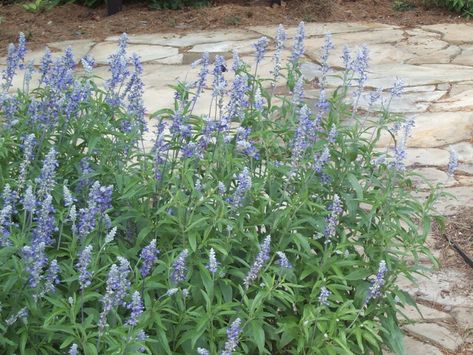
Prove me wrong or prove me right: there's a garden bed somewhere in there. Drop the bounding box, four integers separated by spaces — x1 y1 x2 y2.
0 0 470 51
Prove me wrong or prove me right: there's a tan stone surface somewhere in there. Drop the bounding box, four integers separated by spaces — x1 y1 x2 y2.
404 323 463 351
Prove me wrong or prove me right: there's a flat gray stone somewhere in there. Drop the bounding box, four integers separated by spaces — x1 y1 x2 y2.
403 323 462 351
152 54 183 65
48 39 95 60
403 112 473 148
189 39 256 55
458 163 473 175
451 142 473 164
451 306 473 330
397 267 473 306
384 335 444 355
400 34 460 65
361 64 473 89
422 24 473 45
89 42 178 64
430 88 473 111
106 30 259 47
452 46 473 66
405 148 449 167
1 39 94 66
410 167 456 189
304 29 405 65
355 90 446 113
248 22 396 39
399 303 453 322
415 186 473 216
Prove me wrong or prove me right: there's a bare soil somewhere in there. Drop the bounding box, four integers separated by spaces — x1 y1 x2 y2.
433 208 473 274
0 0 471 51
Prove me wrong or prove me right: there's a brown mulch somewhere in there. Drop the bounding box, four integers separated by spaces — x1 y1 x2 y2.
0 0 471 51
432 208 473 274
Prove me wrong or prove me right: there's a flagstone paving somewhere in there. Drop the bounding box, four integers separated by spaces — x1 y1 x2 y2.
2 21 473 354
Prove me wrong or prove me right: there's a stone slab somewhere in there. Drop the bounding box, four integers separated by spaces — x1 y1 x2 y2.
106 29 260 47
89 42 178 64
452 46 473 66
430 88 473 111
410 167 456 189
399 303 453 322
404 112 473 148
403 323 462 351
451 306 473 330
422 24 473 45
355 90 446 113
451 142 473 164
248 22 397 39
359 64 473 89
405 148 449 167
397 267 473 306
383 335 444 355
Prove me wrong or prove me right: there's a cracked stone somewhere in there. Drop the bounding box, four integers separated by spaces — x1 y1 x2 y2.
431 88 473 111
89 42 178 64
451 142 473 164
407 112 472 148
358 64 473 89
451 306 473 330
106 30 259 47
421 24 473 45
414 186 473 215
452 46 473 66
397 267 473 306
400 34 461 65
384 336 444 355
356 90 446 113
410 167 456 189
189 39 256 55
398 303 453 322
0 40 94 66
248 22 396 39
403 323 463 352
405 148 449 167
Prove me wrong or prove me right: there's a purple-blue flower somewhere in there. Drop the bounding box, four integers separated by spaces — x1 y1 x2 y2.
76 245 93 290
313 146 330 174
228 167 252 208
366 260 387 303
126 291 144 326
207 248 218 274
18 134 36 188
276 251 292 269
253 36 269 65
99 257 131 333
32 193 56 246
139 239 160 278
221 318 242 355
170 249 189 284
318 286 331 306
243 235 271 288
43 259 60 294
291 21 305 64
36 147 58 198
271 24 286 85
448 146 458 177
69 343 79 355
226 73 249 121
324 194 343 241
22 242 48 288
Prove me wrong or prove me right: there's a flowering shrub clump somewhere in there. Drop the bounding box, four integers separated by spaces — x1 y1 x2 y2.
0 25 440 354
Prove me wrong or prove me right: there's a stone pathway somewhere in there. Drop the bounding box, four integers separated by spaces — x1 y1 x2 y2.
2 21 473 354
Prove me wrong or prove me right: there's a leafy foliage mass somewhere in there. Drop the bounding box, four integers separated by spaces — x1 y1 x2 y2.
424 0 473 15
0 24 440 354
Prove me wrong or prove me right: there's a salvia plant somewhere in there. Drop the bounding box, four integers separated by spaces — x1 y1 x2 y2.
0 24 446 354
